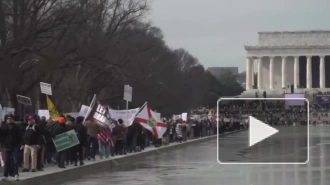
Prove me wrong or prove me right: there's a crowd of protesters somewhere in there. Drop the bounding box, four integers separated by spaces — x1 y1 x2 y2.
218 99 308 126
0 98 314 181
0 111 234 181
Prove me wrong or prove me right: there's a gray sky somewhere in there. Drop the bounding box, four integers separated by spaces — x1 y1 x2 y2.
147 0 330 72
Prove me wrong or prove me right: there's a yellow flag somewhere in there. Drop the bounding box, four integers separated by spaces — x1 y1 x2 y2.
46 95 60 120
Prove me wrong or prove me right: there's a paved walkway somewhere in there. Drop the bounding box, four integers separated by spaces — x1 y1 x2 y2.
16 135 219 181
0 129 246 183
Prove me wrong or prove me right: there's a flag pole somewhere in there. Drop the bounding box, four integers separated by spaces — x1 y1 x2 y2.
83 94 96 124
138 101 147 114
130 101 147 124
126 100 129 126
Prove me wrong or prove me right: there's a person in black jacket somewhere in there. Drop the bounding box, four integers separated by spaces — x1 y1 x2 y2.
36 116 49 171
137 124 145 151
126 121 139 153
56 117 68 168
71 116 87 166
45 119 58 165
21 116 42 172
0 115 22 181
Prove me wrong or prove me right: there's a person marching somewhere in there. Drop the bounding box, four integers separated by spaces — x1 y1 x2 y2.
0 115 21 181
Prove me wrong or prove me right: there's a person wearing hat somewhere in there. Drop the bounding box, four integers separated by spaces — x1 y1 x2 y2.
0 115 21 181
21 116 42 173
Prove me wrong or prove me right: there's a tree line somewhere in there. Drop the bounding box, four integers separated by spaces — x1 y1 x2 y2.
0 0 243 117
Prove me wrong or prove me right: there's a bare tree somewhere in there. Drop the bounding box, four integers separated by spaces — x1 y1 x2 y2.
0 0 242 117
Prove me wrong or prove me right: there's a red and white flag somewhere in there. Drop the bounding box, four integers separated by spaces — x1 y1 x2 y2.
135 103 167 139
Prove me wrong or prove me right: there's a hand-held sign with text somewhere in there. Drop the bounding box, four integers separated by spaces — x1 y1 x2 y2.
94 103 108 124
53 130 80 152
124 85 132 102
123 85 133 126
16 95 32 106
40 82 52 95
86 100 111 126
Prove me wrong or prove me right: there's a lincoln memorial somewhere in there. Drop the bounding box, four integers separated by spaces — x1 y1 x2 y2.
243 30 330 96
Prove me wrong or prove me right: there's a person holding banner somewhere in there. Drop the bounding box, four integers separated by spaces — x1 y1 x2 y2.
115 119 126 155
55 117 68 168
84 120 101 161
97 126 112 159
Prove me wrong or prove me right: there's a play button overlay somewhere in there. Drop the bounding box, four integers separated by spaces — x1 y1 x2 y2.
217 97 309 165
249 116 279 147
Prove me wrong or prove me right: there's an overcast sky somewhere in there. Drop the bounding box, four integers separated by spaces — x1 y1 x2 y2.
147 0 330 72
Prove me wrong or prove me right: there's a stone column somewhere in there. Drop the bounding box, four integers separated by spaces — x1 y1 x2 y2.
320 56 325 88
251 59 254 88
257 57 263 89
246 58 252 89
269 57 274 89
294 56 300 88
306 56 312 89
281 56 287 88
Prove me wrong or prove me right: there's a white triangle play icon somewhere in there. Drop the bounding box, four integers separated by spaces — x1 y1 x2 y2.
249 116 279 147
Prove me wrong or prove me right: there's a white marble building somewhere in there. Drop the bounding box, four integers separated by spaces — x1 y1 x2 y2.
243 30 330 96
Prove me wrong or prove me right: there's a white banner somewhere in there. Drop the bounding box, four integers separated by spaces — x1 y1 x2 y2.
108 108 139 127
64 112 80 119
1 107 15 121
38 109 50 120
189 115 200 120
79 105 91 117
181 113 187 121
172 114 181 120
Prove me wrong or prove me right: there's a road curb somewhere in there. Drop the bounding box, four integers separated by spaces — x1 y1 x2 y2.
9 129 246 185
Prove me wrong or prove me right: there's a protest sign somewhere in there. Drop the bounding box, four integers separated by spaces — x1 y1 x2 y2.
173 114 182 120
40 82 52 95
38 110 50 120
16 95 32 106
181 113 187 121
79 105 90 117
1 107 15 121
86 101 110 126
108 108 139 126
53 130 80 152
123 85 132 102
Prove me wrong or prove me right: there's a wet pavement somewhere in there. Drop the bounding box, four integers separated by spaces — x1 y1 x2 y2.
218 126 308 163
59 126 329 185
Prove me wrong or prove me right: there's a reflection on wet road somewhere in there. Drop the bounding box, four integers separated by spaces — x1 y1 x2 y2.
218 126 308 163
62 127 330 185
